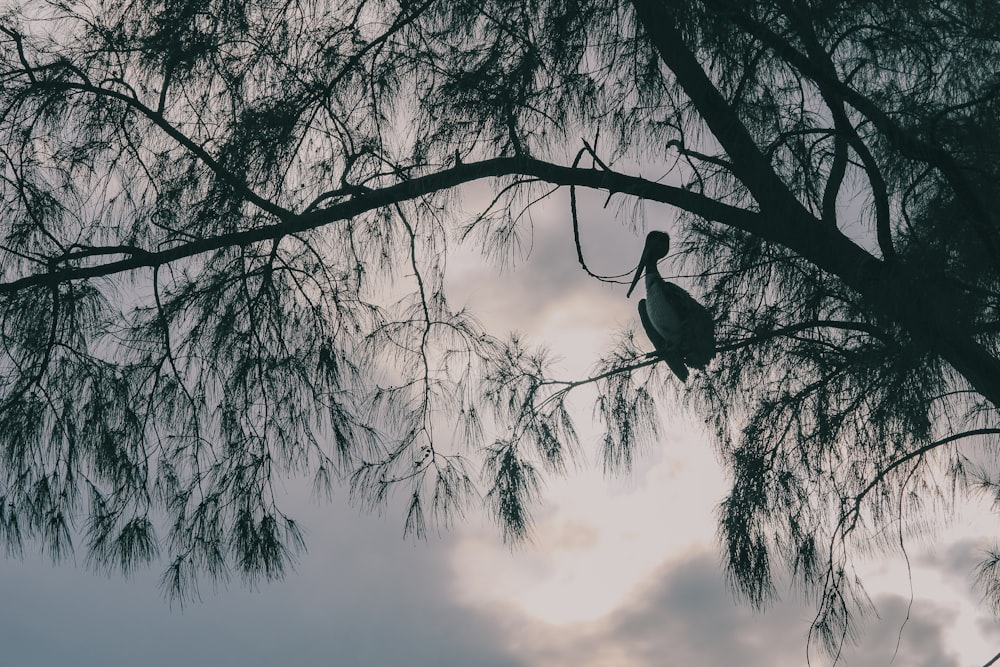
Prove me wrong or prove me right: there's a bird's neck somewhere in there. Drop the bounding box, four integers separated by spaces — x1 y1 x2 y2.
644 261 662 286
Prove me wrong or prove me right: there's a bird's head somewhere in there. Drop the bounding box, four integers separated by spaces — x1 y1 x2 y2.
626 231 671 298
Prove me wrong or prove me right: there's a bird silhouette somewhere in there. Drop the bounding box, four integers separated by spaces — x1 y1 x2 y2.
626 231 715 381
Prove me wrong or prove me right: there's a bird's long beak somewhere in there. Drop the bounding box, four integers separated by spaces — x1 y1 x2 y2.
626 249 648 298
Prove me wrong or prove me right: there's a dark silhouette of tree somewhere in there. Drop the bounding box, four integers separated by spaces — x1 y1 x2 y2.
2 0 999 655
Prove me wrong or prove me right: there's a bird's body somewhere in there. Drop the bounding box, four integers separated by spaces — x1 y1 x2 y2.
628 232 716 381
644 273 684 343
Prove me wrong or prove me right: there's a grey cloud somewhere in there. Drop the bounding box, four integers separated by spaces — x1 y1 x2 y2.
0 536 967 667
845 596 960 667
598 553 814 667
0 491 524 667
919 537 989 586
976 616 1000 641
494 551 962 667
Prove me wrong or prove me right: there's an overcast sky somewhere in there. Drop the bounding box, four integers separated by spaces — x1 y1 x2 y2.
2 185 999 666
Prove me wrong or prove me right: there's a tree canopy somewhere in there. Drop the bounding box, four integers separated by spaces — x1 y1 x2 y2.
3 0 1000 654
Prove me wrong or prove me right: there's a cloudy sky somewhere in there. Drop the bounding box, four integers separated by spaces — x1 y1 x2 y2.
2 184 999 667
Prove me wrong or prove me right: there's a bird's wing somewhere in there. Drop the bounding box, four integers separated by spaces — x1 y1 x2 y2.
683 306 716 368
661 284 716 369
639 299 689 382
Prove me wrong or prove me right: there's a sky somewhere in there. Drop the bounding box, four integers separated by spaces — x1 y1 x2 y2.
2 184 1000 667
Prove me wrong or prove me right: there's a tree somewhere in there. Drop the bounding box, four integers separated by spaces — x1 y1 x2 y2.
2 0 999 655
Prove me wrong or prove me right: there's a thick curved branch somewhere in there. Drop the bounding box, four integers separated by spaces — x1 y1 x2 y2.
0 157 772 294
821 134 848 227
730 11 1000 257
630 0 811 219
3 150 1000 412
778 1 894 259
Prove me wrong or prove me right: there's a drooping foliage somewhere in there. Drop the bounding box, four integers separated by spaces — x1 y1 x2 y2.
2 0 1000 653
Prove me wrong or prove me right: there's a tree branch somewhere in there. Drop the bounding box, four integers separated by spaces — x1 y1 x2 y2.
730 11 1000 258
0 157 769 294
28 79 292 220
629 0 810 218
717 319 895 352
847 428 1000 532
777 0 894 260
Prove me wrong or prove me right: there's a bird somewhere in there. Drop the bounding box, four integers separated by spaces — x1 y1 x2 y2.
626 231 716 382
